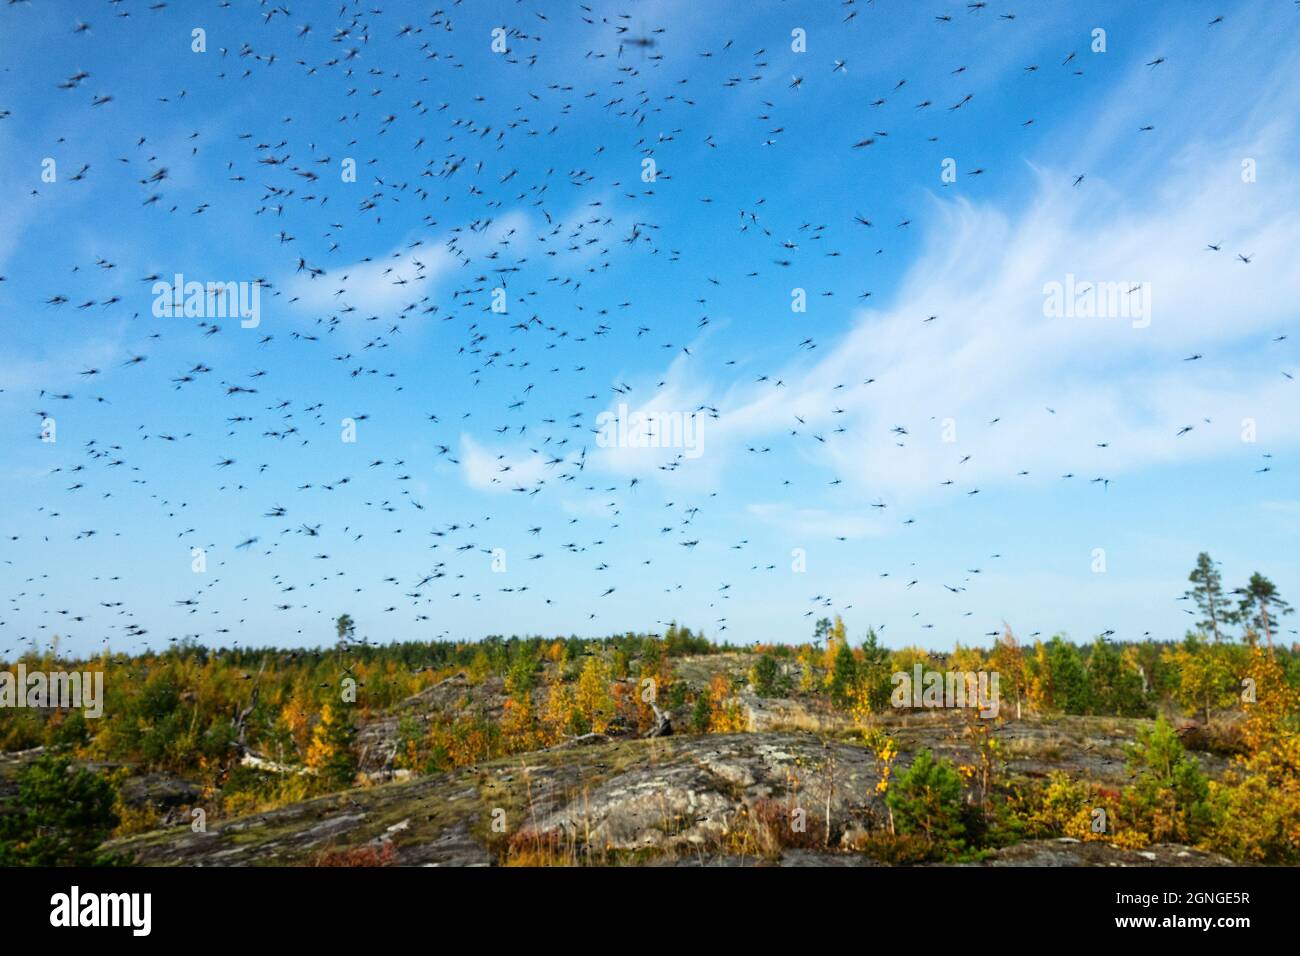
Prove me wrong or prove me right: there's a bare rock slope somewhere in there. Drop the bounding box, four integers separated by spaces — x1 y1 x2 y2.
108 724 1235 867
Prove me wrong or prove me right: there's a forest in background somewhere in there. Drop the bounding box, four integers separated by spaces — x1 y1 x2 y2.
1 553 1296 866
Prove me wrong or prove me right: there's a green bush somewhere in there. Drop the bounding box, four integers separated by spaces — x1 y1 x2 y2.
0 755 122 866
886 748 967 857
1123 715 1213 843
752 654 791 698
829 642 858 708
691 693 712 734
667 682 689 710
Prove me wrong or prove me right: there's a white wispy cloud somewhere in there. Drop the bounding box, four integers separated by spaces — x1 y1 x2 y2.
460 432 563 493
621 111 1300 507
281 211 532 317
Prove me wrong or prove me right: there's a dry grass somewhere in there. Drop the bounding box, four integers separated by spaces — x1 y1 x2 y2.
503 828 577 866
1001 734 1069 762
849 830 934 864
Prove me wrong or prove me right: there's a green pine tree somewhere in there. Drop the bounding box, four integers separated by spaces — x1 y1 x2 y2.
886 748 966 857
1183 553 1235 643
0 755 122 866
1234 573 1292 657
830 640 858 708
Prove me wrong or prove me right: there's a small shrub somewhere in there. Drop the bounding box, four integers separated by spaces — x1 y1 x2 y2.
885 748 966 858
690 692 712 734
0 755 122 866
747 797 826 850
751 654 791 698
1028 772 1120 842
308 840 397 867
853 830 933 865
1123 715 1213 845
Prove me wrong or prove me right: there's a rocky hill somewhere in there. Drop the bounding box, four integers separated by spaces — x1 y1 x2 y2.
106 714 1237 866
2 650 1251 867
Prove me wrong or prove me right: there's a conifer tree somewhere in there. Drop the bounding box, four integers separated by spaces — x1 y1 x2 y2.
1183 553 1234 643
1235 573 1292 658
307 702 359 790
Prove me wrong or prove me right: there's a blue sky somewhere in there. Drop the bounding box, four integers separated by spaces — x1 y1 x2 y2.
1 0 1297 657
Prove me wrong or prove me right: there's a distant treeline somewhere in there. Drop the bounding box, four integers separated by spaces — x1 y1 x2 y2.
0 623 719 761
